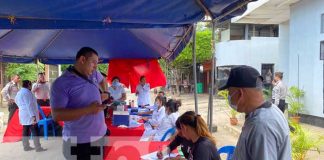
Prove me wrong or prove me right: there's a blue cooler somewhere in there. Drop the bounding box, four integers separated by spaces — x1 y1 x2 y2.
113 111 130 126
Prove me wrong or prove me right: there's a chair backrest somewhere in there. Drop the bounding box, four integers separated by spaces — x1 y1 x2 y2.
37 105 46 119
218 145 236 160
160 127 176 141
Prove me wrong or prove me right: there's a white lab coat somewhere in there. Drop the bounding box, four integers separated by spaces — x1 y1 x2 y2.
141 111 179 141
15 88 40 125
149 106 166 126
136 83 151 106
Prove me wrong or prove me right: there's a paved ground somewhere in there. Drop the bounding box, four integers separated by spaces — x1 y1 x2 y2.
0 92 323 159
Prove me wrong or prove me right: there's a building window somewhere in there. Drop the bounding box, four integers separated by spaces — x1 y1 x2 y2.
321 14 324 33
261 64 274 89
321 41 324 60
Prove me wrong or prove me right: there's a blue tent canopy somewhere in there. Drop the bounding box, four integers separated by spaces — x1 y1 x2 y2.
0 0 251 29
0 0 254 64
0 28 192 64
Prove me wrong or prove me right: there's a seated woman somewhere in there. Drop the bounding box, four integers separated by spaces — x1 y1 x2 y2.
165 111 221 160
108 76 126 102
157 111 195 159
139 96 166 129
140 99 180 141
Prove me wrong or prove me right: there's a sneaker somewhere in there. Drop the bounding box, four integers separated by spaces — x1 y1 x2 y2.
24 146 35 151
35 147 47 152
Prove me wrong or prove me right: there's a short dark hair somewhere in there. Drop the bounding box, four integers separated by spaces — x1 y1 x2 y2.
158 91 165 95
76 47 98 60
140 76 145 81
22 80 31 88
112 76 120 82
166 99 181 113
275 72 283 79
38 72 45 76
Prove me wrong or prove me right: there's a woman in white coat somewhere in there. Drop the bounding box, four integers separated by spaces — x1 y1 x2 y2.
140 96 166 131
141 99 181 141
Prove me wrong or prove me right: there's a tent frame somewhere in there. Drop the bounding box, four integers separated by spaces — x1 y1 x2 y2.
192 0 253 131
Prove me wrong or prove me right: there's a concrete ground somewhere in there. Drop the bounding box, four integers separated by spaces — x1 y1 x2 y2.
0 92 323 159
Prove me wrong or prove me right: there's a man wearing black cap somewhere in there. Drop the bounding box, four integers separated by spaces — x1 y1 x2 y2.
219 65 291 160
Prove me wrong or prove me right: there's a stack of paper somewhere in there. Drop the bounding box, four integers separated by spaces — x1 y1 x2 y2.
140 151 178 160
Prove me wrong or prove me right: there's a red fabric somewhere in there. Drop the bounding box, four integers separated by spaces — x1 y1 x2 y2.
107 59 166 93
105 119 144 138
2 110 22 142
2 106 63 143
104 141 175 160
41 106 51 117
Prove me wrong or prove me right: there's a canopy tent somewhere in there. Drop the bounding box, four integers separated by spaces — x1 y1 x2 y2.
0 0 253 64
0 28 192 64
0 0 255 132
0 0 250 29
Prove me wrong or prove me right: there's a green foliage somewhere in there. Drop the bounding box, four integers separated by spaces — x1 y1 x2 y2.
172 30 212 68
290 122 324 160
5 63 44 82
60 64 69 71
217 90 238 118
287 86 305 116
97 64 108 74
263 89 271 100
60 64 108 74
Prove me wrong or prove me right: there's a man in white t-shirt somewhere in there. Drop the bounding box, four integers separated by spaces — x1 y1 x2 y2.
32 72 50 106
136 76 151 107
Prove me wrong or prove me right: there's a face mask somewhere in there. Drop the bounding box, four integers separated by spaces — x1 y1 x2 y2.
153 104 158 110
228 91 240 111
112 80 119 87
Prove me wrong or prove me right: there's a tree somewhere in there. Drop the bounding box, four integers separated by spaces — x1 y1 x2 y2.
172 29 212 68
60 64 108 74
5 63 45 82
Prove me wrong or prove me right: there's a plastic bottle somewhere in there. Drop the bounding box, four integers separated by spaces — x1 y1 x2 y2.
131 100 135 107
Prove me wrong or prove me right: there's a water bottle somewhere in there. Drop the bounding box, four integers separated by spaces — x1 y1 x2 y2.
131 100 134 107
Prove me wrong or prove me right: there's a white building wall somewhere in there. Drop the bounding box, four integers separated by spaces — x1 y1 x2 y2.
216 37 279 73
278 21 290 83
289 0 324 117
220 29 230 42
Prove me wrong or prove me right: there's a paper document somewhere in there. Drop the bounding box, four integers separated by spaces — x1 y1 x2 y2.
141 151 178 160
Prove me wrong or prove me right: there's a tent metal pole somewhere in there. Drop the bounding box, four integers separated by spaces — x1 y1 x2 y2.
208 21 216 132
192 23 198 114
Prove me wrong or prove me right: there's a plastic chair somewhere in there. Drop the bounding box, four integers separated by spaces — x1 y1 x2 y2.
37 105 55 140
160 127 176 141
218 145 236 160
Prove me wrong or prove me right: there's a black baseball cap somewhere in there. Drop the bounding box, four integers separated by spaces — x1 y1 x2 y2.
219 65 263 90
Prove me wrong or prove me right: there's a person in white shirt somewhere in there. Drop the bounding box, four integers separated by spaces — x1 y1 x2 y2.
1 74 20 123
139 96 166 130
15 80 46 152
141 99 180 141
136 76 151 107
108 76 126 102
272 72 288 113
32 72 50 106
